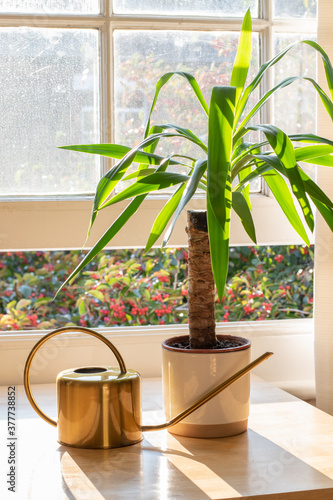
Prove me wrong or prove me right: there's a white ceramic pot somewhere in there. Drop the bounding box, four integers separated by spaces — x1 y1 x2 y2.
162 334 251 438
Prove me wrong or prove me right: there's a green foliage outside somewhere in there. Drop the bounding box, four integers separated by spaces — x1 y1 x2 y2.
61 11 333 303
0 245 313 331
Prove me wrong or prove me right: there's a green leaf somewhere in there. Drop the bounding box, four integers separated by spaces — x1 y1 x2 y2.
55 153 181 295
148 123 208 153
144 125 164 154
55 196 146 296
163 159 207 246
232 138 269 169
302 40 333 100
145 71 209 137
208 86 236 230
304 77 333 120
87 289 105 301
235 76 333 144
233 156 275 190
295 143 333 168
248 146 333 176
231 141 256 162
238 152 333 211
59 143 179 165
235 146 261 206
290 134 333 146
78 300 87 316
88 132 190 231
207 197 229 301
310 196 333 231
236 150 260 210
145 183 186 251
231 8 252 105
100 171 190 210
123 168 156 181
7 300 16 311
294 144 333 162
93 133 187 207
262 170 310 245
235 44 298 124
34 297 53 308
303 155 333 167
298 168 333 208
232 191 256 243
234 77 298 143
251 124 314 232
235 39 333 125
16 299 31 310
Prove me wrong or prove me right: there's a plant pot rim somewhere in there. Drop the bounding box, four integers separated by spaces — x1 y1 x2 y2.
162 334 251 353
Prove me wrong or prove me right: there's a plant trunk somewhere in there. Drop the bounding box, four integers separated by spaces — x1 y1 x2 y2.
186 210 216 349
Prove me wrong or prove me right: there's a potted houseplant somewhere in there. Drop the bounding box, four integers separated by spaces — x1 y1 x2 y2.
57 10 333 437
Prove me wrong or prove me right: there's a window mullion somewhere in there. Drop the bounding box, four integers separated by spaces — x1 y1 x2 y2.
259 0 273 124
100 12 113 177
0 13 105 28
110 15 268 32
257 0 273 196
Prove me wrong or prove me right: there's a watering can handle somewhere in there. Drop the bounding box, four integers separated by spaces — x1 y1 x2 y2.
23 326 127 428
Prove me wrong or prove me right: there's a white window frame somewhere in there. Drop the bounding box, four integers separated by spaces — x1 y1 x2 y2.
0 1 327 398
0 1 317 250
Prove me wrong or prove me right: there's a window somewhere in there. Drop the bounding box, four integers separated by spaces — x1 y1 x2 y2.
0 28 100 197
0 244 314 331
0 0 318 250
2 1 332 400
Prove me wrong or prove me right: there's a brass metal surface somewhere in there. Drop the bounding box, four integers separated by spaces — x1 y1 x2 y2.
57 366 142 448
24 326 273 449
23 327 128 427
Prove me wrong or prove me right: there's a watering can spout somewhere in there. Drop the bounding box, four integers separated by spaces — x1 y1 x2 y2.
24 327 273 449
141 351 273 432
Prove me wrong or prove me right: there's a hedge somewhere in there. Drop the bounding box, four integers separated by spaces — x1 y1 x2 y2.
0 245 313 331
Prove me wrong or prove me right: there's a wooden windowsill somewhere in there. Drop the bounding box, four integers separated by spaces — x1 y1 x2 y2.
1 376 333 499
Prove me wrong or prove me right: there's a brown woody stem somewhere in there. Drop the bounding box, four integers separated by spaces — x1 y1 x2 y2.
186 210 216 349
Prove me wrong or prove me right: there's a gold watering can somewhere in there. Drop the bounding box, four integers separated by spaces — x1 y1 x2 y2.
24 326 272 449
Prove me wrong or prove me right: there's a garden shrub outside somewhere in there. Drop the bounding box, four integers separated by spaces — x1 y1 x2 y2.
0 245 313 331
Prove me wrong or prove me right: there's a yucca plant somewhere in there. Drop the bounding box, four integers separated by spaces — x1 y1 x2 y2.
58 10 333 348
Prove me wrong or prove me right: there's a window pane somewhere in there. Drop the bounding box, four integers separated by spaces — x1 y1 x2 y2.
273 0 317 19
113 0 258 18
0 0 99 14
114 30 259 156
273 34 317 179
273 34 316 135
0 28 100 196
